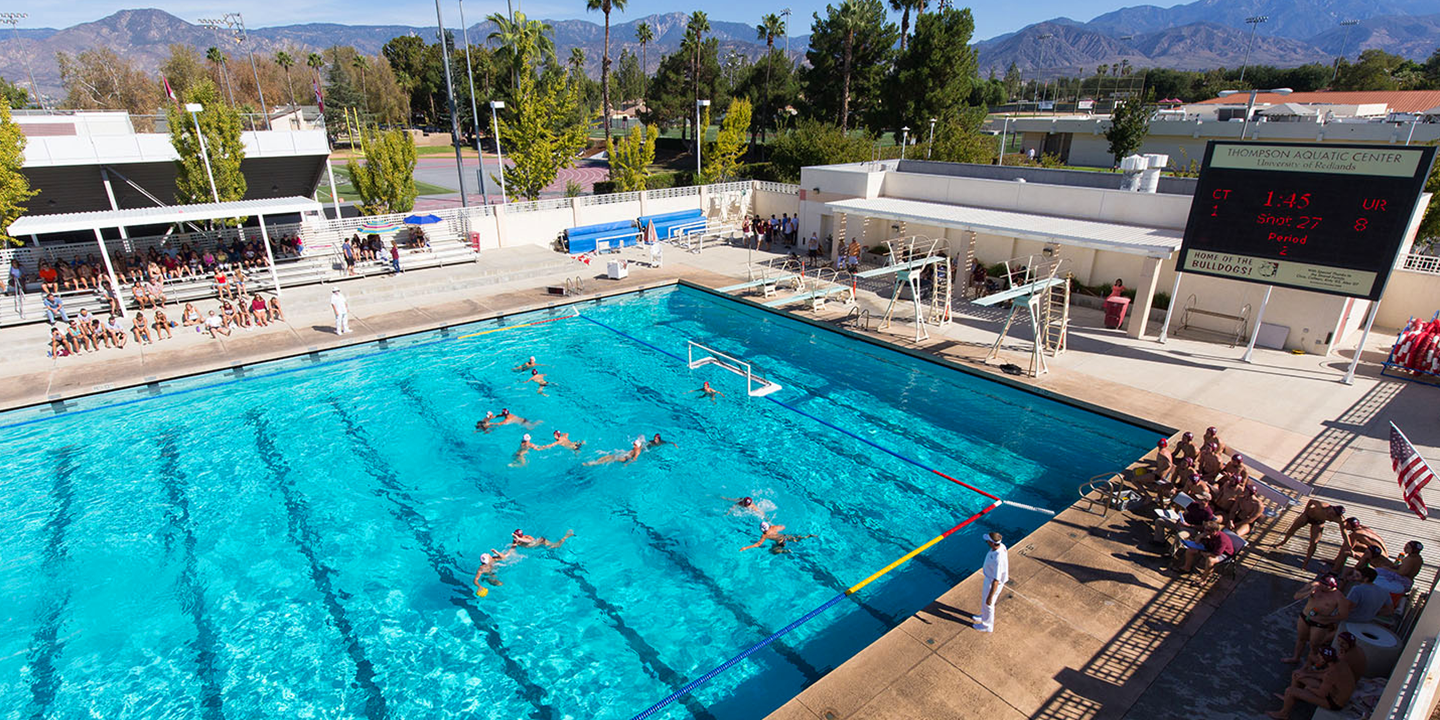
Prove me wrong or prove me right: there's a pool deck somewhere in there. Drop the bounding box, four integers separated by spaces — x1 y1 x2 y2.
5 242 1440 720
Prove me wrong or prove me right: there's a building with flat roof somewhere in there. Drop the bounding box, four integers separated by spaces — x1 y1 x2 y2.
798 159 1432 354
997 90 1440 168
15 109 333 221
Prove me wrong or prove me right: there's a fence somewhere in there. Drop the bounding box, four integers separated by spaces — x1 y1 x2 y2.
1403 253 1440 275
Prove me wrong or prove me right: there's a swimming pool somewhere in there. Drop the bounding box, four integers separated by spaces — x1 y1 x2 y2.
0 284 1154 720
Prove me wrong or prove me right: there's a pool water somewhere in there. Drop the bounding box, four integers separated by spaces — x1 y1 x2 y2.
0 285 1153 720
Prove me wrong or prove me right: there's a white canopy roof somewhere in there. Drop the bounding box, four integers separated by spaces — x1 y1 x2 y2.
825 196 1183 258
1258 102 1320 116
9 196 322 236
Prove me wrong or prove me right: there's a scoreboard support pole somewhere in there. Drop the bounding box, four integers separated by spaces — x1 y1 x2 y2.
1156 272 1184 344
1341 301 1381 385
1240 285 1273 363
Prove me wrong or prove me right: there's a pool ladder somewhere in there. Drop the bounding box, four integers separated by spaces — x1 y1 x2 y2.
1076 471 1133 516
844 307 871 331
563 276 586 296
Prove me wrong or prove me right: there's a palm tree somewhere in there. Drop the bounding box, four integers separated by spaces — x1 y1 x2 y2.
686 11 710 142
834 0 864 132
275 50 297 108
569 47 587 74
586 0 627 149
352 55 370 110
889 0 926 52
488 11 556 89
307 51 325 83
635 21 654 103
205 46 236 106
756 14 785 147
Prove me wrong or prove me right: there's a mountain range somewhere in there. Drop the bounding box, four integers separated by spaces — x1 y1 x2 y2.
3 0 1437 100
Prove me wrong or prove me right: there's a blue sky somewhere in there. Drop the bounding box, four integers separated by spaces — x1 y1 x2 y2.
28 0 1185 41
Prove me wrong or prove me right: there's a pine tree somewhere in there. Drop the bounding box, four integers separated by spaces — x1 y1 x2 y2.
166 79 247 210
346 128 418 214
0 102 36 246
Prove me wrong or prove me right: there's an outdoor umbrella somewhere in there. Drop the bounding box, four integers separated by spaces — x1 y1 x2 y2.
404 214 443 225
359 220 402 234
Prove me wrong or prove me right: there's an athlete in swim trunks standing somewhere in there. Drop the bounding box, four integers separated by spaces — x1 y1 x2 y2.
1282 575 1349 665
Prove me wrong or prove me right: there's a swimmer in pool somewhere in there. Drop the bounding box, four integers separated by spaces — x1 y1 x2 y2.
740 521 812 553
524 368 552 396
540 430 586 452
693 381 723 402
724 496 766 518
514 356 540 371
511 433 542 466
584 436 645 465
647 433 677 449
473 548 512 588
511 528 575 549
476 408 538 433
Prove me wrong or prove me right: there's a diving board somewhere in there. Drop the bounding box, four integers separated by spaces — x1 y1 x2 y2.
853 255 944 279
763 283 855 308
718 274 801 293
971 277 1068 307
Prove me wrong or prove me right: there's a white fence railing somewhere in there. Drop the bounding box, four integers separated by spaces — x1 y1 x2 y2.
1404 254 1440 275
754 181 801 195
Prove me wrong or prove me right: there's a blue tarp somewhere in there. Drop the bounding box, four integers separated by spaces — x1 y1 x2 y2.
567 219 641 254
636 209 702 230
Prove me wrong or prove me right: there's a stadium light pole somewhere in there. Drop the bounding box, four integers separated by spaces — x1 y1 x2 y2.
1218 87 1291 141
1332 20 1360 82
781 8 792 57
490 101 507 202
186 103 222 203
0 13 44 110
198 19 238 107
222 13 271 130
1238 15 1268 83
695 99 710 177
435 0 469 208
458 0 491 205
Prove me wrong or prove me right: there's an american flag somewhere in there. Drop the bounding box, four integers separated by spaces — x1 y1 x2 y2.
313 79 324 114
1391 422 1434 520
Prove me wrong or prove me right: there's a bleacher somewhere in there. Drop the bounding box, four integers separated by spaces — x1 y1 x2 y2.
0 219 479 326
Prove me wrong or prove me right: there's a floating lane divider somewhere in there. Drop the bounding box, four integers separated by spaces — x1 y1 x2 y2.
628 501 1004 720
457 310 580 340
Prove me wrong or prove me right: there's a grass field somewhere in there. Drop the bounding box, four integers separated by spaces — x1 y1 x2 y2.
316 165 455 203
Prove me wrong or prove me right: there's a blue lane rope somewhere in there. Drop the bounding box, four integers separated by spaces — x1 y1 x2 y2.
629 593 848 720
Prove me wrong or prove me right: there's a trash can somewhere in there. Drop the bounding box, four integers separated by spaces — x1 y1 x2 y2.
606 260 629 280
1104 296 1130 329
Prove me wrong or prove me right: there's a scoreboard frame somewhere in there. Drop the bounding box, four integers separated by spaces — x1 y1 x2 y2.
1175 141 1436 301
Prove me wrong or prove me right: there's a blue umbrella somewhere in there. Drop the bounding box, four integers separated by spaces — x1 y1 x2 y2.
404 214 443 225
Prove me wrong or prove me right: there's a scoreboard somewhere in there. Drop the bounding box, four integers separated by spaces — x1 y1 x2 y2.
1176 141 1436 300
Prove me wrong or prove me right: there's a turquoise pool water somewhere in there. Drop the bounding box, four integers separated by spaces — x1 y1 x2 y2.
0 285 1154 720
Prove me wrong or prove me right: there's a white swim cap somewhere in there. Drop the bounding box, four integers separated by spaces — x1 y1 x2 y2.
480 553 492 564
634 436 644 446
760 522 771 531
485 411 494 418
523 434 531 441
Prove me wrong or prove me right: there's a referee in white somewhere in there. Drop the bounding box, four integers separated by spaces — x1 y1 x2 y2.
974 532 1009 632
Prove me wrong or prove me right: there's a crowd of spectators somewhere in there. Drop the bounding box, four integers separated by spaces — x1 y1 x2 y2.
1129 425 1429 717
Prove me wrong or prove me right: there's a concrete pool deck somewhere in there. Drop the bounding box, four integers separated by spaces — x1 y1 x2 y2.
3 242 1438 720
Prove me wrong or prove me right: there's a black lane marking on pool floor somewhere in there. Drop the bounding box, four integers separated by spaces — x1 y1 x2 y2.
323 400 561 720
610 506 824 683
393 381 719 720
458 351 907 632
247 412 391 720
27 445 77 719
156 433 227 720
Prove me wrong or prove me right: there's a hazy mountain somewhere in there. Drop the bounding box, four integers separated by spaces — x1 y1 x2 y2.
976 22 1148 77
1085 0 1436 42
3 9 799 100
1129 22 1333 70
1307 13 1440 62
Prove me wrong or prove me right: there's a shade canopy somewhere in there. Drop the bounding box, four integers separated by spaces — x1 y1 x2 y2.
9 196 322 236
